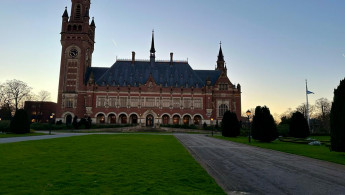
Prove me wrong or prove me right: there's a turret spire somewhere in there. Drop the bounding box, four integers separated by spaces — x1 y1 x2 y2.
90 17 95 27
62 6 69 18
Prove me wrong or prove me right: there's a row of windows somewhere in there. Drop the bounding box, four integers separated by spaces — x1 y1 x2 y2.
96 97 203 109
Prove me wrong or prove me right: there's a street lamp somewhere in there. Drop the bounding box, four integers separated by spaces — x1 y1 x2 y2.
139 113 142 127
49 113 55 135
246 110 251 143
211 118 214 136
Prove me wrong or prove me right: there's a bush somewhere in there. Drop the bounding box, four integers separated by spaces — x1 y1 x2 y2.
277 124 289 137
0 120 11 133
252 106 278 142
289 111 309 138
10 109 30 134
330 78 345 152
222 111 240 137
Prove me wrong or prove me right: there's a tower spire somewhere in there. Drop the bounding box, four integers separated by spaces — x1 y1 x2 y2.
216 41 226 75
150 30 156 54
150 30 156 64
217 41 224 62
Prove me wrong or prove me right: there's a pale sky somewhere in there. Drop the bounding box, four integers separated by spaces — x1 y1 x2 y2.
0 0 344 117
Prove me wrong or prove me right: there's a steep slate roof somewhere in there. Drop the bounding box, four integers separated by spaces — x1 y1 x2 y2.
194 70 221 85
85 61 221 88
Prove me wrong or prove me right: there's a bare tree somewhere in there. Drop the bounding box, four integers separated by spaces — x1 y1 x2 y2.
37 90 51 102
0 83 4 106
296 103 315 119
4 79 32 111
315 98 331 118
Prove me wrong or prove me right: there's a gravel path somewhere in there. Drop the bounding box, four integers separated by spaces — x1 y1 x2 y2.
0 133 89 144
175 134 345 195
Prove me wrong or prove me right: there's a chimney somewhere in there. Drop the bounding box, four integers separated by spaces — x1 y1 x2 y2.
170 52 173 65
131 51 135 64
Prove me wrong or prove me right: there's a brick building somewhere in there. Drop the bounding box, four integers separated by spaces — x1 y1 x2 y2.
24 101 57 123
56 0 241 126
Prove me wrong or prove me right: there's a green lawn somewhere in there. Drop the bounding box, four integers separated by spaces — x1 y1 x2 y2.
0 134 224 194
0 132 46 138
216 136 345 166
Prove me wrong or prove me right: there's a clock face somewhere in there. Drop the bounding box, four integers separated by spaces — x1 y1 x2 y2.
69 49 78 58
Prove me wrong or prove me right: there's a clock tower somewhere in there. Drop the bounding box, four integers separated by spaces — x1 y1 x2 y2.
56 0 96 120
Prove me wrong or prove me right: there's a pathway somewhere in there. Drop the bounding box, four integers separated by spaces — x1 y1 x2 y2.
175 134 345 195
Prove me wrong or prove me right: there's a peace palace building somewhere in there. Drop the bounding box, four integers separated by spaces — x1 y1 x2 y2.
56 0 242 126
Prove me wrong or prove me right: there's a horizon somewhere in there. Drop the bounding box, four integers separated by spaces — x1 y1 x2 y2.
1 0 344 118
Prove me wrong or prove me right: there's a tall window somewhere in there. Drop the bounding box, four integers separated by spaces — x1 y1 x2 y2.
65 97 74 108
183 98 191 108
75 4 82 20
120 97 127 108
173 98 180 108
130 97 139 107
97 97 106 107
145 98 155 107
219 104 228 117
194 99 202 109
109 97 117 107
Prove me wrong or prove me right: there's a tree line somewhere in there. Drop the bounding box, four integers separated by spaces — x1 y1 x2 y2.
0 79 51 120
222 78 345 152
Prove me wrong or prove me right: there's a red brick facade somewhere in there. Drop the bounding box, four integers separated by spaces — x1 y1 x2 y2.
56 0 241 126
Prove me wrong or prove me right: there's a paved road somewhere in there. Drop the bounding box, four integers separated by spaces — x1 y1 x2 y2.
0 133 89 144
175 134 345 195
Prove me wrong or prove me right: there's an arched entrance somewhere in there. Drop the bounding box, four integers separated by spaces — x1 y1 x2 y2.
119 114 127 124
183 115 191 125
108 114 116 124
97 113 105 124
66 114 72 125
194 115 202 125
146 114 154 127
173 115 180 125
162 115 170 125
130 114 138 124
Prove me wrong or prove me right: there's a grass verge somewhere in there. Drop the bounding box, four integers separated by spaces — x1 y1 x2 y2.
215 136 345 166
0 134 224 194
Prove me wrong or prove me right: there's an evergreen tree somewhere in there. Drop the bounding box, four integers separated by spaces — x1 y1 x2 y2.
289 111 309 138
222 111 240 137
330 78 345 152
10 109 30 134
251 106 278 142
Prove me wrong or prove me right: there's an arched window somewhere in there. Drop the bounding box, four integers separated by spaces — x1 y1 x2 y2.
75 4 82 20
219 104 228 117
78 25 82 31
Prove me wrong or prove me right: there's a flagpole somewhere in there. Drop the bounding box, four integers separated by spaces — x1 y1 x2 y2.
306 80 310 131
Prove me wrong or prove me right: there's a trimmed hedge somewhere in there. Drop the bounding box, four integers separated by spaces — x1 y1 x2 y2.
10 109 30 134
330 78 345 151
289 111 310 138
222 111 240 137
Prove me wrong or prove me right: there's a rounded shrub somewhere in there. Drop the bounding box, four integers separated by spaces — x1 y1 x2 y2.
330 78 345 152
222 111 240 137
10 109 30 134
289 111 309 138
251 106 278 142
